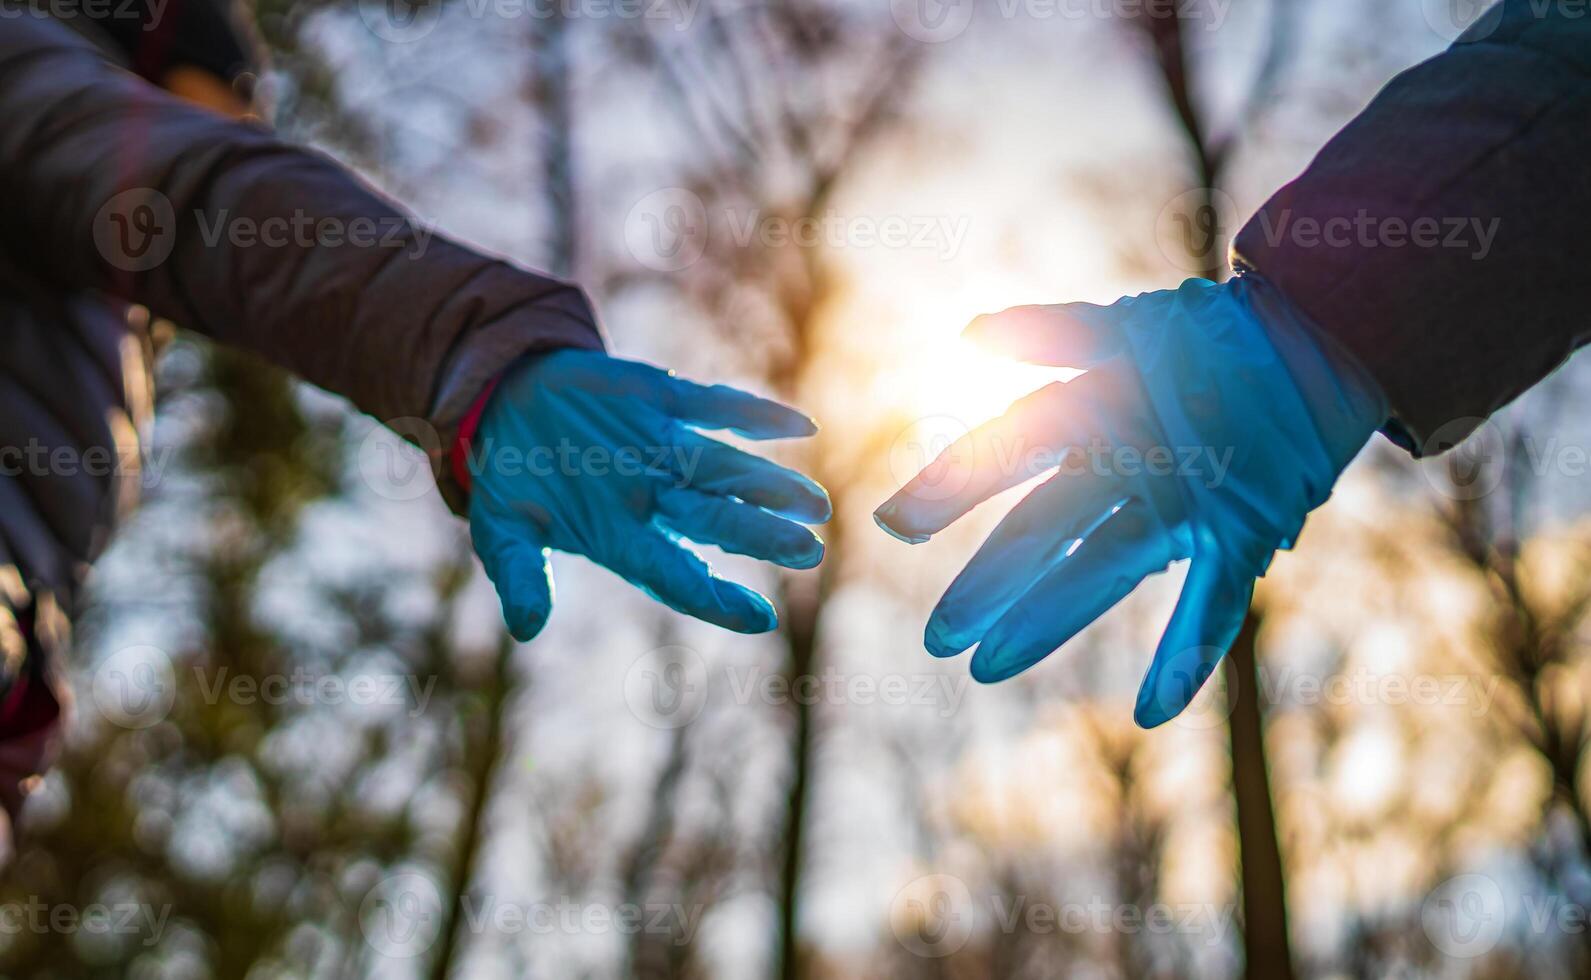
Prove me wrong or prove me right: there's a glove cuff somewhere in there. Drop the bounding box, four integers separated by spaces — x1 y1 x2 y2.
449 375 504 493
1232 272 1389 475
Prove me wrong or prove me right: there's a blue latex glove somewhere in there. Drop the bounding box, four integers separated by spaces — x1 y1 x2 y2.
468 349 830 640
874 277 1386 727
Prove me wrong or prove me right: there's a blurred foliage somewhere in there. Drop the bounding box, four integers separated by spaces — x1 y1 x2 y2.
1 2 1587 979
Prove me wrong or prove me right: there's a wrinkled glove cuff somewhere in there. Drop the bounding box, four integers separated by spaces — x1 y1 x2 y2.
449 376 503 494
428 287 606 513
1233 271 1391 475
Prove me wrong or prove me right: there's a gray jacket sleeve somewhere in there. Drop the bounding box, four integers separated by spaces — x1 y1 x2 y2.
0 15 605 504
1231 0 1591 454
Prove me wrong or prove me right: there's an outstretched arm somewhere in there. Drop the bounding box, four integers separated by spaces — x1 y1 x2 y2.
878 0 1591 725
1231 0 1591 453
0 15 830 638
0 14 602 504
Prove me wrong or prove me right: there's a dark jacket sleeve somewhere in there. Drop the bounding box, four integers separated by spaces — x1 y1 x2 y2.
0 15 605 505
1230 0 1591 454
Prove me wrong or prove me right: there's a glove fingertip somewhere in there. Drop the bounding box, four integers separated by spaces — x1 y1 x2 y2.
962 307 1041 350
1132 648 1220 729
969 651 1018 685
691 572 778 634
923 618 968 659
506 608 550 643
777 478 832 525
873 504 929 545
785 533 825 570
805 485 834 525
729 590 779 634
1132 697 1177 730
502 573 553 642
742 408 817 440
924 636 964 661
1132 668 1200 729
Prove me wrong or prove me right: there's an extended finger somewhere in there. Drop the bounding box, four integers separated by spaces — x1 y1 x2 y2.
661 375 819 440
874 377 1097 544
969 499 1175 683
470 496 555 642
670 431 831 523
655 487 824 570
962 301 1127 368
1132 550 1256 729
588 357 818 440
608 529 780 634
925 466 1127 658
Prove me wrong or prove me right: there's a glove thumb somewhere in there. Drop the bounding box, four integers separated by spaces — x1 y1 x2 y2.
470 497 555 642
963 302 1127 369
1133 547 1256 729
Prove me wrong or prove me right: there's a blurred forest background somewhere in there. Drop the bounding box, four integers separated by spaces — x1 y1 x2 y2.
3 0 1590 977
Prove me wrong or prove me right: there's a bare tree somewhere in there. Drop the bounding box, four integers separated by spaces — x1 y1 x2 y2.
1110 4 1305 976
609 4 929 975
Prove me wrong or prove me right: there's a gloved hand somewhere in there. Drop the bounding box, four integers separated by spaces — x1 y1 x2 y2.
875 276 1387 727
468 349 830 640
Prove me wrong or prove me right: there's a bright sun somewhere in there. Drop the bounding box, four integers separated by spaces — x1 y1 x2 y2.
881 285 1080 436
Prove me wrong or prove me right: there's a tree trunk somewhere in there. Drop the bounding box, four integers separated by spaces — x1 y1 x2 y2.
1223 607 1296 980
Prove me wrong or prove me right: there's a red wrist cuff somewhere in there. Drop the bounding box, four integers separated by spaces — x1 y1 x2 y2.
449 376 503 493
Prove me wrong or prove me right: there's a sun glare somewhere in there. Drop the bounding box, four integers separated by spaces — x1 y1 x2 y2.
905 334 1079 426
877 281 1082 436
